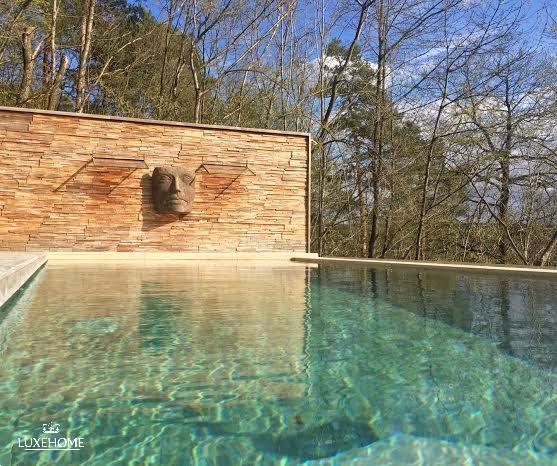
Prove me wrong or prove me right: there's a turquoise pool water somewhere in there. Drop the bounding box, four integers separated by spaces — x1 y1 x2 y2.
0 263 555 465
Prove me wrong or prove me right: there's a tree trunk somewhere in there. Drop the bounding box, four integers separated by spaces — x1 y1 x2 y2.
498 77 512 263
535 229 557 266
46 0 58 107
316 142 326 256
159 1 175 103
76 0 96 112
380 111 395 258
48 54 68 110
368 0 386 258
414 67 450 260
315 0 326 256
17 27 35 106
0 0 33 63
315 0 369 255
189 44 202 123
355 155 367 256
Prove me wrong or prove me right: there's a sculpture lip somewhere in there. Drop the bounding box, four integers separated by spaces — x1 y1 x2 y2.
166 204 191 213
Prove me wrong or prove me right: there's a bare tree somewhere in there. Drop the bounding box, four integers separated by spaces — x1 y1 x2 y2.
76 0 96 112
17 27 42 106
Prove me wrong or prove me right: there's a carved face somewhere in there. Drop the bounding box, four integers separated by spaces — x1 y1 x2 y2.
152 166 195 214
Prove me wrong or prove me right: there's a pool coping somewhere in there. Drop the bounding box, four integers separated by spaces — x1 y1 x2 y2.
291 257 557 276
47 251 318 263
0 253 48 309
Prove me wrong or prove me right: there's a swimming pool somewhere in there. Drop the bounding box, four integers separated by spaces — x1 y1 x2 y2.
0 263 555 465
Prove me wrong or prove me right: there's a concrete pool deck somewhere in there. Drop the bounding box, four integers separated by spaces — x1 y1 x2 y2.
0 253 47 308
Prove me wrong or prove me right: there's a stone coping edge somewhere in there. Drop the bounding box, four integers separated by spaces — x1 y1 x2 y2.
291 257 557 276
48 252 319 262
0 106 311 139
0 254 48 309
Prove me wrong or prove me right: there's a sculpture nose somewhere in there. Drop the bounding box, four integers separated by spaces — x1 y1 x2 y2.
171 176 182 193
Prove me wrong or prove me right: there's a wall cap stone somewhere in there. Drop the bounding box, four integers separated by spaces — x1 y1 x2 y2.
0 106 312 139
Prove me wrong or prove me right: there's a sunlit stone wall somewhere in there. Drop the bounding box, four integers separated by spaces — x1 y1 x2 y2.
0 107 309 252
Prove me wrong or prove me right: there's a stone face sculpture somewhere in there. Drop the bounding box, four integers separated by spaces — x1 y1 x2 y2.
151 166 195 214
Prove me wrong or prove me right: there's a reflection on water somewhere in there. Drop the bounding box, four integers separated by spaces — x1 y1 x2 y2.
139 283 181 354
315 266 557 371
0 263 555 465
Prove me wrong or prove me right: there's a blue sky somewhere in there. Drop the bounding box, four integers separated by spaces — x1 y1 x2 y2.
139 0 556 52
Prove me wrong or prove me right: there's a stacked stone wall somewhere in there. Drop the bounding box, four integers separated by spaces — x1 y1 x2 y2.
0 108 309 252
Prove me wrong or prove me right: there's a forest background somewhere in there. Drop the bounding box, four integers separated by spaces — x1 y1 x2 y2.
1 0 556 265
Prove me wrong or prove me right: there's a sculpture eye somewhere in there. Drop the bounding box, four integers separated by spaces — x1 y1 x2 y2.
158 174 172 184
182 175 194 185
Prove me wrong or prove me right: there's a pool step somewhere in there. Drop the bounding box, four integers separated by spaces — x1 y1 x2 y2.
0 252 47 309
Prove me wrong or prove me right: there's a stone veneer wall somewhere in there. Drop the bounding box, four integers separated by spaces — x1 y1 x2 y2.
0 108 310 252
